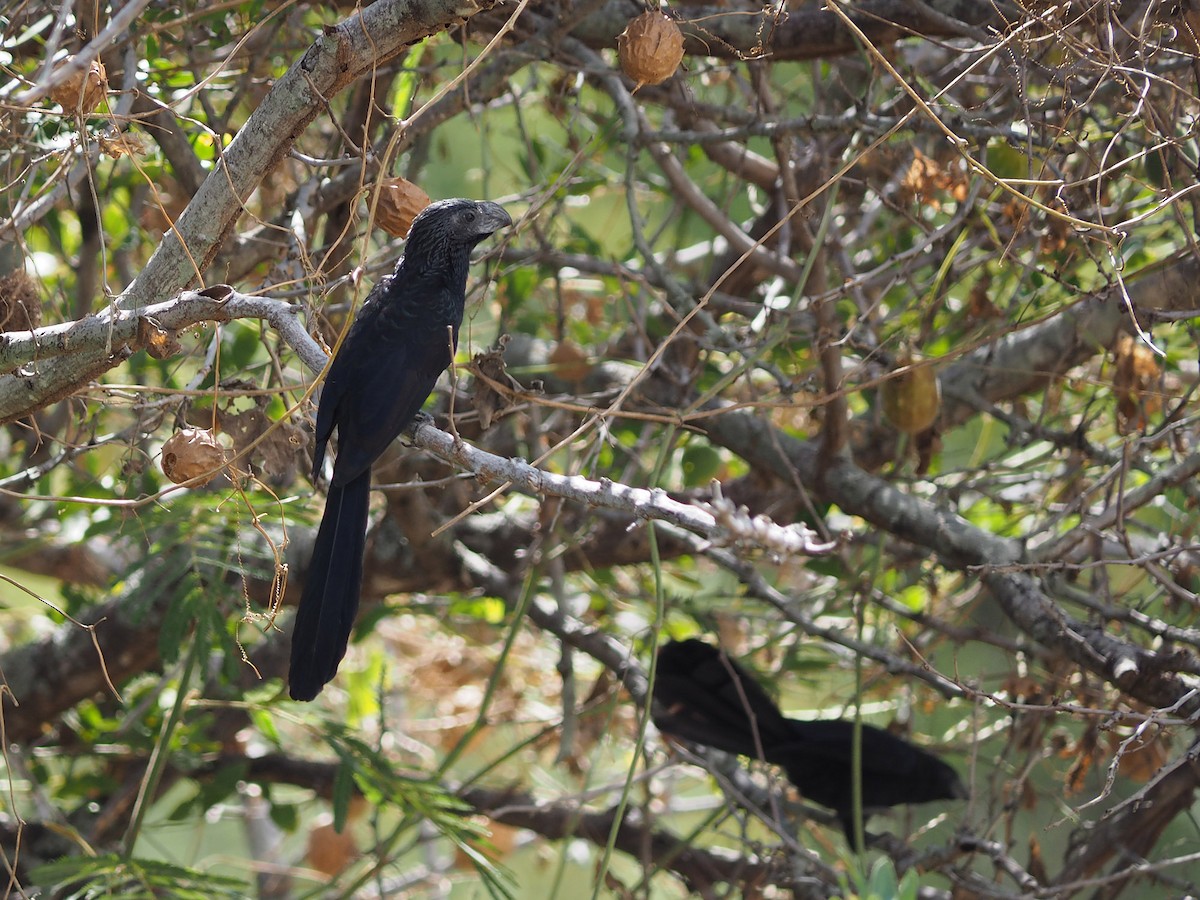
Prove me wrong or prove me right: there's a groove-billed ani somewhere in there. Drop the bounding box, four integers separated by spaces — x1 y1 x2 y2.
651 639 965 845
288 198 512 701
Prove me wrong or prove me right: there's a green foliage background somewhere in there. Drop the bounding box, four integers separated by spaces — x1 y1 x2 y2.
3 1 1200 897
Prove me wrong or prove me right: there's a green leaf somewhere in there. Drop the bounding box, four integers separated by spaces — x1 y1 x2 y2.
986 139 1030 180
331 756 354 833
249 708 281 745
30 854 249 900
269 799 299 832
866 855 900 898
1144 150 1166 189
198 760 248 810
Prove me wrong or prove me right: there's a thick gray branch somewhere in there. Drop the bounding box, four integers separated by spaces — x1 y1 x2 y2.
411 421 832 556
0 0 502 423
699 406 1200 716
940 258 1200 426
0 285 322 389
565 0 1013 62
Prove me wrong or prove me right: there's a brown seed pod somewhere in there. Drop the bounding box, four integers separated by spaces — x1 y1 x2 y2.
548 340 592 384
375 178 431 237
617 11 684 89
161 428 227 486
0 270 42 330
48 55 107 114
99 128 148 159
136 316 182 360
880 355 941 435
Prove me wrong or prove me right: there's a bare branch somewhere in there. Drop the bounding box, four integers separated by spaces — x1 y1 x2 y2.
0 285 321 389
411 420 835 558
0 0 506 422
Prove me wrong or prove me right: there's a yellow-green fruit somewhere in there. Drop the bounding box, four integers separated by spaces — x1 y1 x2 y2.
880 360 941 434
681 444 722 487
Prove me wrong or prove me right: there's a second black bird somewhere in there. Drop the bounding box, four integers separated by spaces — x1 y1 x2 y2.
651 639 965 845
289 198 512 701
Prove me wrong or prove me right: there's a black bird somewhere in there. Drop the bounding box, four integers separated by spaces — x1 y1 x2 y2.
288 198 512 701
651 639 965 845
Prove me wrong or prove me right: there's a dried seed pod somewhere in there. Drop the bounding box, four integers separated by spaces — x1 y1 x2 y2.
136 316 182 360
0 270 42 330
548 340 592 383
375 178 431 237
880 355 941 435
161 428 227 486
48 55 107 114
99 128 148 159
617 11 684 89
1112 333 1162 433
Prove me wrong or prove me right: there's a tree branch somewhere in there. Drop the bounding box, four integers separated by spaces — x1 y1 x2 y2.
0 0 504 423
562 0 1015 62
1053 738 1200 894
698 406 1200 716
0 285 322 391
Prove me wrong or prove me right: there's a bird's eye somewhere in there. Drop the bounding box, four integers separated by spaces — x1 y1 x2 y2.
463 211 477 222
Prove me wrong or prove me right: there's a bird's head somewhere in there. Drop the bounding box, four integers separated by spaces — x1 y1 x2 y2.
403 198 512 261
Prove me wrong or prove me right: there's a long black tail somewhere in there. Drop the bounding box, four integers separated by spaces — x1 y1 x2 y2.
651 640 965 847
288 471 371 700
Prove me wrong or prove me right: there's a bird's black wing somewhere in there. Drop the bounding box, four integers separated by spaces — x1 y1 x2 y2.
770 718 966 846
650 638 965 847
311 279 457 486
322 336 452 486
310 272 395 479
652 639 794 759
289 198 511 701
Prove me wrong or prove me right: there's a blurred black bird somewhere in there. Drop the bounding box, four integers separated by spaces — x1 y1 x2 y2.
651 639 965 845
288 198 512 701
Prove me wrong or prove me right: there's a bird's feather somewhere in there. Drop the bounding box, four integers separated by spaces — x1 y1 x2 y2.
289 199 512 700
651 639 965 846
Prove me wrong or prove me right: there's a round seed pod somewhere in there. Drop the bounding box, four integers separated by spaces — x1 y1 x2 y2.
617 11 684 89
161 428 227 486
375 178 431 237
48 56 107 114
880 356 941 435
0 270 42 330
